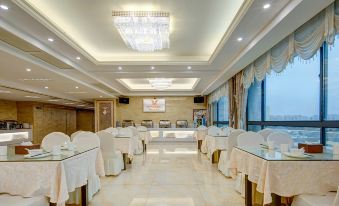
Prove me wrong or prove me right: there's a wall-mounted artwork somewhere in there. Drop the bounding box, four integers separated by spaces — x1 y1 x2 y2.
143 98 166 113
193 109 207 127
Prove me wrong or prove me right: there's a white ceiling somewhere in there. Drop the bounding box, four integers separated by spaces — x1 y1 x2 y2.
0 0 334 102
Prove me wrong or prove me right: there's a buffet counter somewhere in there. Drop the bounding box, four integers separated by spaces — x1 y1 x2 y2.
0 129 32 146
148 128 197 142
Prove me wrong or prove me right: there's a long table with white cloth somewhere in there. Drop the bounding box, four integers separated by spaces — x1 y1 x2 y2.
205 135 228 162
0 147 105 206
229 146 339 206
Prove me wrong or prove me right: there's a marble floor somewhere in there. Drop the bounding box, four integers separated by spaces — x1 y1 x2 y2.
90 142 244 206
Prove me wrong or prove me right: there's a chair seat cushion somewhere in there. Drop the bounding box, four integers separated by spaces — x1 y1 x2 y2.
0 194 49 206
292 193 336 206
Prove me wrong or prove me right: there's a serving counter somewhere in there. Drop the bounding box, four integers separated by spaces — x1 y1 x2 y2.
0 129 32 146
148 128 197 142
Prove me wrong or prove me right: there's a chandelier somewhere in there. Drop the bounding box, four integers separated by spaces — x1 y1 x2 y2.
148 78 172 90
112 11 170 52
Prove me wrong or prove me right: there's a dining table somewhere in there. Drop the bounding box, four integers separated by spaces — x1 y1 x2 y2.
114 136 135 169
205 135 229 163
0 146 105 206
229 146 339 206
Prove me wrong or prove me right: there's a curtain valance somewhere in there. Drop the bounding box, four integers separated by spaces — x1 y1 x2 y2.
243 0 339 89
208 83 228 104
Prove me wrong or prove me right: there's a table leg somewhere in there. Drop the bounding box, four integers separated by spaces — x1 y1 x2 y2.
272 193 282 206
122 153 128 170
81 183 88 206
245 175 252 206
211 150 221 164
142 140 145 152
197 140 202 151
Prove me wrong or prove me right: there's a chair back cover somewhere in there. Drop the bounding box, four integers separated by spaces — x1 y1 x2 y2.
128 126 138 136
71 131 84 140
96 131 117 157
227 129 246 152
137 126 148 132
41 132 70 152
72 132 100 151
118 127 133 137
267 132 293 146
258 128 275 141
237 132 264 147
207 125 221 136
105 127 119 137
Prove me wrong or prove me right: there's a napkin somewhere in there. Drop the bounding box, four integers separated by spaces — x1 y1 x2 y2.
20 141 33 146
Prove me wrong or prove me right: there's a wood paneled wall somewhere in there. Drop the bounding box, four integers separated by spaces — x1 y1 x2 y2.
0 100 17 120
76 109 94 132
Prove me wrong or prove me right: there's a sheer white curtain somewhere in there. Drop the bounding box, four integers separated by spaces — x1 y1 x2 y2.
208 83 228 104
243 0 339 89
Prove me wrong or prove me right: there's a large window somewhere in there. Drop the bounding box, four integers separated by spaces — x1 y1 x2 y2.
213 96 229 127
247 41 339 145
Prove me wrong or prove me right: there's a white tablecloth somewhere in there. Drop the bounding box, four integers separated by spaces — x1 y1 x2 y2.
114 137 134 158
0 148 105 206
193 130 207 140
229 148 339 205
139 131 152 144
205 135 228 159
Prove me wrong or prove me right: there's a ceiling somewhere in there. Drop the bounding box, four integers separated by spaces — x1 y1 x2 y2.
0 0 334 103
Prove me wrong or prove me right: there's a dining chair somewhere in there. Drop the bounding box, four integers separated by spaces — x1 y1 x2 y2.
235 132 265 197
96 130 124 176
0 194 49 206
70 130 84 140
292 186 339 206
104 127 119 137
128 126 143 154
136 126 148 132
72 132 102 202
207 125 221 136
41 132 70 152
267 131 293 147
258 128 275 141
218 129 245 177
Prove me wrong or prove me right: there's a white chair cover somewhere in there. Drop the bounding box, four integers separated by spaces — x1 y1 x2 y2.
41 132 70 152
96 131 124 176
291 189 339 206
218 129 245 177
0 194 49 206
258 128 275 141
197 125 207 131
235 132 264 197
70 131 84 140
207 126 221 136
136 126 152 144
118 128 133 137
119 128 143 155
136 126 148 132
104 127 119 137
72 132 101 201
267 131 293 147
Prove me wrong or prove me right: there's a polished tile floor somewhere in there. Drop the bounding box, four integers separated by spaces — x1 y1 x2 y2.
90 142 244 206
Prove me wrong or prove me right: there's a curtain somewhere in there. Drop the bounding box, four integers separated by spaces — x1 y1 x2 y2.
207 83 228 104
228 71 247 129
242 0 339 89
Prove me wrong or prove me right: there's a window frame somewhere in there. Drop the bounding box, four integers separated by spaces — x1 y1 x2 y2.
213 97 229 127
247 43 339 145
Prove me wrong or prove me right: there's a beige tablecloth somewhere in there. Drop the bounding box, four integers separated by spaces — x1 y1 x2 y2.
205 135 228 159
193 130 207 141
0 148 105 206
229 148 339 205
139 131 152 144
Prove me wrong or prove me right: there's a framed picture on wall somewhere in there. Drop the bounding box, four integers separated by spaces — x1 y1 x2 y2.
193 109 207 127
143 98 166 112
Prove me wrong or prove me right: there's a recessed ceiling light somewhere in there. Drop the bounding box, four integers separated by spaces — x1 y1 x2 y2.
237 37 243 42
263 3 271 9
187 66 192 70
48 99 59 102
76 56 81 60
118 66 122 70
26 68 31 72
48 38 54 42
65 102 75 105
77 104 85 107
44 86 49 89
75 86 79 89
151 66 155 70
0 5 9 10
25 95 40 99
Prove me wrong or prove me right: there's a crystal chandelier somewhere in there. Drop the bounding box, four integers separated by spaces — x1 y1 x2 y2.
148 78 172 90
112 11 170 52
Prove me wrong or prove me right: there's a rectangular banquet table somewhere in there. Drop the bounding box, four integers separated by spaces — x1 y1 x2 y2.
114 136 135 169
0 147 105 206
229 146 339 206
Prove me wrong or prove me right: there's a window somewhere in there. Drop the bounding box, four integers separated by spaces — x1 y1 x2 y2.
247 43 339 145
212 102 218 123
247 80 261 121
265 55 320 121
212 96 229 127
325 36 339 120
